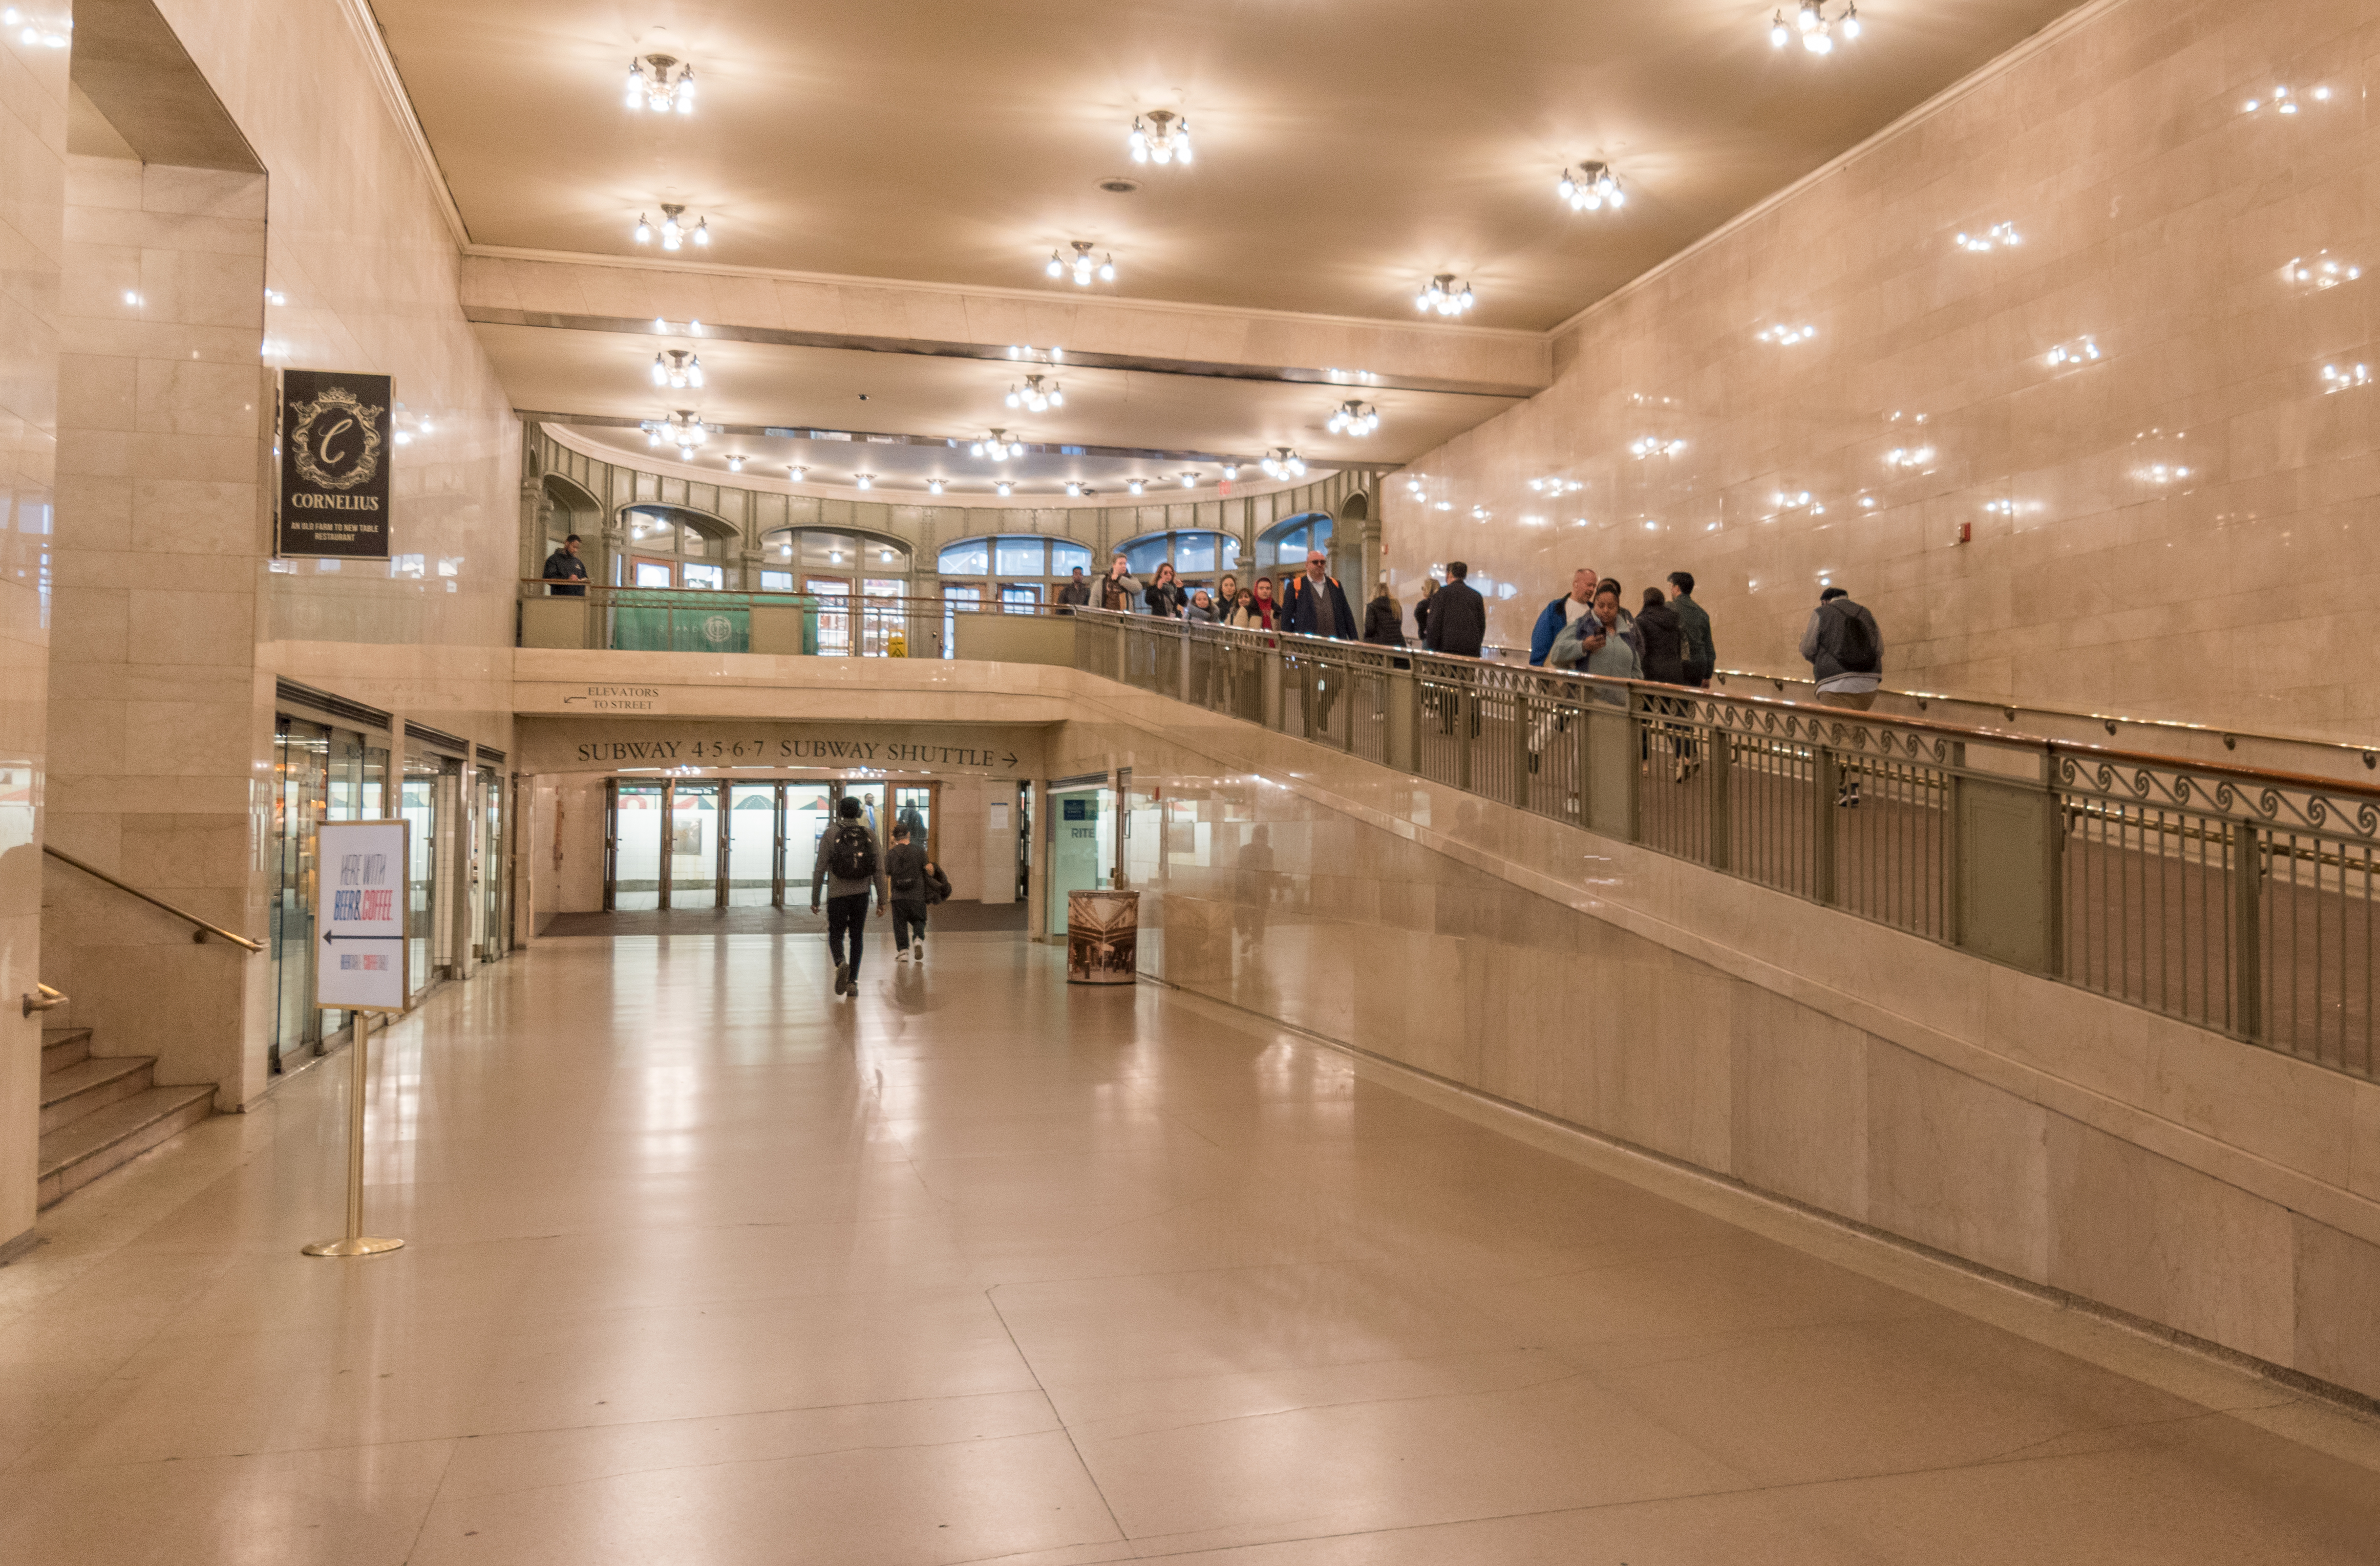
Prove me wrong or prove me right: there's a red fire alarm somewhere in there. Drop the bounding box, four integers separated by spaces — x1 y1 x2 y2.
1956 521 1973 544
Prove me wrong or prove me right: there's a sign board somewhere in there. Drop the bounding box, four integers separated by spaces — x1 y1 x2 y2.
277 369 393 559
316 820 409 1012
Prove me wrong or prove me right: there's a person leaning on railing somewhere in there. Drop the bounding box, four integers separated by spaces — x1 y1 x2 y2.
1099 554 1142 613
1145 561 1189 618
1054 567 1092 612
1419 562 1484 657
1363 583 1406 646
542 533 588 597
1666 571 1715 688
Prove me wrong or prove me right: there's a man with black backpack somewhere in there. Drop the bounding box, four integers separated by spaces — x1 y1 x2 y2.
1800 585 1883 710
884 822 950 963
809 797 890 997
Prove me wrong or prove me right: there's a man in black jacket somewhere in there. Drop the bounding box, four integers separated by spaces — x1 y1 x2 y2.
1280 547 1358 737
541 534 588 598
883 823 947 962
1421 562 1485 657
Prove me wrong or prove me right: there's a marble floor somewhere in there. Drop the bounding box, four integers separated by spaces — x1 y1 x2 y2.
3 932 2379 1565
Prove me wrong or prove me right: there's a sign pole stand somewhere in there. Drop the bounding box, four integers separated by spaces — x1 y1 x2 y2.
305 1009 404 1257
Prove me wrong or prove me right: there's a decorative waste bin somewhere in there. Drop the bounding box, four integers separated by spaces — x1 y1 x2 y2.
1066 889 1139 984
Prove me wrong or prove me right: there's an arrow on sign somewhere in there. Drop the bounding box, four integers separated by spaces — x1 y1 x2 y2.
322 932 403 946
1003 752 1017 767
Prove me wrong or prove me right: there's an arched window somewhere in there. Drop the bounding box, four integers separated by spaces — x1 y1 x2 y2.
1257 511 1332 569
937 534 1094 610
621 505 738 589
1114 529 1242 591
761 527 912 655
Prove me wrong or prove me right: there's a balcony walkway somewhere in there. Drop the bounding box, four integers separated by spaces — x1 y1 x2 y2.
4 930 2377 1563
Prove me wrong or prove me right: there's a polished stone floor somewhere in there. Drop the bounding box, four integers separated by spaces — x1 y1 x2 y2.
4 931 2379 1564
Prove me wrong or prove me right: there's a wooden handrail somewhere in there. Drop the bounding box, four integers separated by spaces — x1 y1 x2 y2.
43 846 266 952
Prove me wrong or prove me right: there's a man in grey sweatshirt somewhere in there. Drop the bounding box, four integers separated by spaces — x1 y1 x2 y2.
810 797 890 996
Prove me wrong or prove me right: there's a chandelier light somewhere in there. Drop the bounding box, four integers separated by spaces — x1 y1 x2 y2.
854 473 874 490
1221 463 1239 480
1127 478 1145 495
1259 447 1307 480
1048 241 1116 286
970 430 1026 461
641 410 711 459
1772 1 1858 53
624 53 695 114
649 349 704 388
1128 109 1193 165
1556 162 1625 212
1178 472 1199 488
726 454 745 473
995 480 1014 496
787 463 807 483
1326 400 1380 436
927 478 945 494
1006 374 1064 412
1414 273 1475 317
634 202 710 251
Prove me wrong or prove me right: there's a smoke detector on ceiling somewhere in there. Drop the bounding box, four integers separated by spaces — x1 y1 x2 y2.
1097 177 1142 195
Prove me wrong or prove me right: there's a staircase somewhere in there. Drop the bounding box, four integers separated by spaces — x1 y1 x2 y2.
37 1026 214 1208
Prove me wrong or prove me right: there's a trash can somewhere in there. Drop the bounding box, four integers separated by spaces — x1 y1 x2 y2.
1065 888 1138 984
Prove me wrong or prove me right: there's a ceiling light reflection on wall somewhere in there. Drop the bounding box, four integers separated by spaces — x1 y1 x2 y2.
1956 222 2022 252
2323 362 2371 392
2243 84 2330 114
650 349 703 388
1755 324 1817 344
1048 241 1116 286
634 203 709 250
1006 374 1063 412
625 53 695 113
1326 401 1379 436
1128 109 1192 165
1884 445 1935 469
2045 335 2101 367
2283 252 2362 290
1772 0 1857 52
1414 274 1475 316
1557 163 1625 212
1629 436 1686 459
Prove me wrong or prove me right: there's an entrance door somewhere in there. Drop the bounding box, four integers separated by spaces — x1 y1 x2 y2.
667 781 722 908
632 557 676 588
1047 785 1111 934
612 781 665 910
891 785 934 861
727 783 780 906
785 785 835 896
808 577 852 654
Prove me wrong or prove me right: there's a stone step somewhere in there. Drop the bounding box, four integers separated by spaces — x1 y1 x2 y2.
41 1027 92 1074
39 1054 156 1135
37 1085 215 1210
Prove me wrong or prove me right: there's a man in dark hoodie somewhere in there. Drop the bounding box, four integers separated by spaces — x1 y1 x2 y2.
883 822 948 963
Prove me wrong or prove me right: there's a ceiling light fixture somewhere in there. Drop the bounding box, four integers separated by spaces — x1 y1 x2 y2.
1414 273 1475 317
927 478 945 494
1772 0 1858 52
1221 464 1239 480
1127 478 1145 495
1065 481 1083 497
625 53 695 114
1006 374 1064 412
1259 447 1307 480
970 430 1026 461
1556 162 1625 212
635 202 710 251
1326 400 1380 436
787 463 807 483
726 454 745 473
649 349 704 388
1178 472 1199 488
994 480 1013 496
1128 109 1193 165
854 473 874 490
1048 241 1116 286
641 409 711 458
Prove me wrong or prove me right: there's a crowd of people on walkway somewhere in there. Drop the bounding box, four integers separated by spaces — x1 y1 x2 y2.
1069 544 1884 711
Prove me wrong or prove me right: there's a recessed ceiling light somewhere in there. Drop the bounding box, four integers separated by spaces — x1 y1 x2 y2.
1097 177 1142 195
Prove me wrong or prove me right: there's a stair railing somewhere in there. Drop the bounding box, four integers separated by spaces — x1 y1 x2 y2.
42 845 266 952
23 982 65 1018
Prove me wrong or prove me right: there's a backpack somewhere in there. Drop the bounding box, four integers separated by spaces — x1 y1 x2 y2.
827 821 877 881
924 865 952 906
1832 604 1879 673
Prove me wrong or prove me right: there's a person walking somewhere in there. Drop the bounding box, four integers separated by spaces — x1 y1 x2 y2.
1528 568 1600 666
1363 583 1405 646
809 796 889 997
1666 571 1715 687
1144 561 1189 618
1054 567 1092 611
1801 585 1884 807
1800 586 1883 709
1420 562 1485 657
1412 578 1438 645
883 822 948 963
1098 555 1141 613
1635 587 1687 684
1281 547 1357 734
542 533 588 597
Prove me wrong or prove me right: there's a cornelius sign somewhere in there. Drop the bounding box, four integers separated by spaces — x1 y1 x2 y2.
276 369 393 559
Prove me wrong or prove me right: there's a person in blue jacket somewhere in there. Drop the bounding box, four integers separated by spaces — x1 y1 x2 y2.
1529 566 1610 666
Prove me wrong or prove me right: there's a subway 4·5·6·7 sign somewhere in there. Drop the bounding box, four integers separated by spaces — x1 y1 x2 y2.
317 819 409 1012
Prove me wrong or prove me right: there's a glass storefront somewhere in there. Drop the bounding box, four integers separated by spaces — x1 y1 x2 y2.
602 778 939 910
727 783 780 906
1047 783 1112 934
668 781 721 904
612 780 665 910
270 718 329 1074
401 751 453 995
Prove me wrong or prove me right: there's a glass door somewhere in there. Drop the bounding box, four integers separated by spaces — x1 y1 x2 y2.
940 584 982 659
1047 786 1111 934
727 783 780 906
787 786 835 898
891 785 934 861
632 557 676 587
612 781 665 910
480 769 505 960
861 577 904 656
667 781 721 908
401 753 444 994
808 576 852 654
837 782 886 840
999 583 1042 613
269 717 329 1074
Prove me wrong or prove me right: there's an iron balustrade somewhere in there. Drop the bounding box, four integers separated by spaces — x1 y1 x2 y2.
518 582 1058 658
1073 609 2380 1085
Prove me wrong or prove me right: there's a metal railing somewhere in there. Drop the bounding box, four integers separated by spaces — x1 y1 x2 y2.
518 582 1059 658
1077 610 2380 1085
44 845 267 951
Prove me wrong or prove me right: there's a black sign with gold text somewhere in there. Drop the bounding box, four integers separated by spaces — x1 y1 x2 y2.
276 369 392 558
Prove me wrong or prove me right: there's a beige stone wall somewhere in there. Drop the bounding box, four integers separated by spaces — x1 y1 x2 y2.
0 17 67 1248
1387 0 2380 744
1038 673 2380 1403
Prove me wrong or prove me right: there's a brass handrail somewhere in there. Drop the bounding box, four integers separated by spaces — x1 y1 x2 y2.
42 845 266 952
23 982 65 1018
